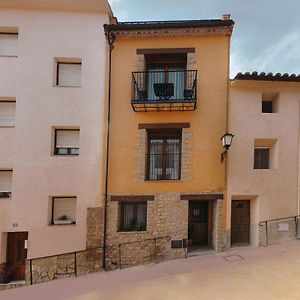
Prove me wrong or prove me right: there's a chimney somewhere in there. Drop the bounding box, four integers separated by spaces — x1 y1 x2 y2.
222 14 231 21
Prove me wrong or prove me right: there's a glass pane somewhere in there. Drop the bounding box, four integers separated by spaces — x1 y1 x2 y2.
166 139 180 180
168 67 184 100
149 139 163 180
122 203 135 231
147 67 164 100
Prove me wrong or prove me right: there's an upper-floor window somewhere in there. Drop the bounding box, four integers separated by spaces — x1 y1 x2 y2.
146 129 181 180
51 197 77 225
132 49 197 112
0 170 12 198
0 100 16 127
254 139 278 169
254 148 269 169
55 59 82 87
119 202 147 232
54 129 80 156
0 32 18 57
146 53 186 100
262 92 279 113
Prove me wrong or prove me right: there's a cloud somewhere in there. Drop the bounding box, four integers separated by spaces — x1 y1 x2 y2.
231 31 300 77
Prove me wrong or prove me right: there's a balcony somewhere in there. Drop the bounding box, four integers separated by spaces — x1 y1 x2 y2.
131 70 197 112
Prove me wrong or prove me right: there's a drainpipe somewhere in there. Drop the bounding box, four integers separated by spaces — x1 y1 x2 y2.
102 28 115 270
297 99 300 238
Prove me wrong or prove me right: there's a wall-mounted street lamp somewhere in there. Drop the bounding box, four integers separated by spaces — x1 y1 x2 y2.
221 133 234 163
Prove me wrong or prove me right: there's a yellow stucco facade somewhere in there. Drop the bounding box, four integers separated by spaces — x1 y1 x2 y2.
108 35 230 195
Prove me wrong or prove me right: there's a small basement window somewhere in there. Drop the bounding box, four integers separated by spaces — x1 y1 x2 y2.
0 100 16 126
120 202 147 232
262 92 279 113
0 170 12 198
56 60 82 87
0 32 18 57
51 197 77 225
54 129 80 155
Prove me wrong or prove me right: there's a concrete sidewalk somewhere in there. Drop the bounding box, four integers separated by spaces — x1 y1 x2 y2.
1 241 300 300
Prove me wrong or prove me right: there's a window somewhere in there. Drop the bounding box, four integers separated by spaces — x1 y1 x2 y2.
262 101 273 113
0 33 18 57
56 61 82 87
54 129 80 155
262 92 278 113
120 202 147 232
51 197 76 225
147 129 181 180
0 170 12 198
254 148 269 169
146 53 186 100
0 101 16 126
254 139 278 170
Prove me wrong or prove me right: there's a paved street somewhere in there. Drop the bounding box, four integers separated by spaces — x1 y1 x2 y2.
1 241 300 300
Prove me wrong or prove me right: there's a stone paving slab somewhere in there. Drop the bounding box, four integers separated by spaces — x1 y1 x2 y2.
1 241 300 300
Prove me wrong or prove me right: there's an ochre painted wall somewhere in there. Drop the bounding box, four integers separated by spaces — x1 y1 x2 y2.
108 35 230 194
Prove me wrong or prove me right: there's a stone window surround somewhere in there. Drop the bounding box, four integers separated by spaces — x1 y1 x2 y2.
134 123 192 182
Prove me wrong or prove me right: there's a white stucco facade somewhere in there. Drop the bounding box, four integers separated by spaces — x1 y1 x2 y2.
0 0 110 264
227 79 300 247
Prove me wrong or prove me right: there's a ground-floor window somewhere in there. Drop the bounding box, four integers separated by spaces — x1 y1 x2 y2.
120 202 147 232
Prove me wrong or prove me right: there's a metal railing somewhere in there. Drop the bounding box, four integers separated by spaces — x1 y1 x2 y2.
132 70 197 102
259 215 300 246
27 235 172 285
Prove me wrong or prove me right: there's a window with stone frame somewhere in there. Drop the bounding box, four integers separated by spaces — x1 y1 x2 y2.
146 129 182 180
119 202 147 232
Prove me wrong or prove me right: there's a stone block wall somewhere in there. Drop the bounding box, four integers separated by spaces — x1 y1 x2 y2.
212 200 223 251
105 192 188 269
25 248 103 285
86 207 103 248
259 218 297 246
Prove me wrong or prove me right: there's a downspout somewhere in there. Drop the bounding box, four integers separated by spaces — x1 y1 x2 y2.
102 28 115 270
297 97 300 238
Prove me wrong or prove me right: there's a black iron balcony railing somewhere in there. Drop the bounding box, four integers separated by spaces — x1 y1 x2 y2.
131 70 197 112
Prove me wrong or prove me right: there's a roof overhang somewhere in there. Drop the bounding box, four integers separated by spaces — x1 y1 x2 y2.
104 19 234 39
0 0 113 14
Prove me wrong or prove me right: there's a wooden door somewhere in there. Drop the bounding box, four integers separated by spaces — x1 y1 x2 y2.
188 202 208 246
6 232 28 280
231 200 250 244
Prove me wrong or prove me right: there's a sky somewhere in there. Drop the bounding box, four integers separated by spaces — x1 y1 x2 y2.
109 0 300 79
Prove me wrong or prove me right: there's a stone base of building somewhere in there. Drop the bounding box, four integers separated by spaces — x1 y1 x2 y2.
25 248 103 285
259 218 298 246
102 192 224 269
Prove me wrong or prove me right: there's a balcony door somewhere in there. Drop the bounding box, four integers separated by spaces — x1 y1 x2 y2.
146 53 186 101
147 65 185 101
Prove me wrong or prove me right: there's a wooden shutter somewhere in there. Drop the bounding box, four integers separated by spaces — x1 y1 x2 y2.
254 148 269 169
53 197 76 222
0 171 12 192
0 34 18 56
58 63 82 87
0 102 16 126
56 130 79 148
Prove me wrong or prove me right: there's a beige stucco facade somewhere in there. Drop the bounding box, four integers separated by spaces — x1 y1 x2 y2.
0 0 110 270
227 79 300 247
